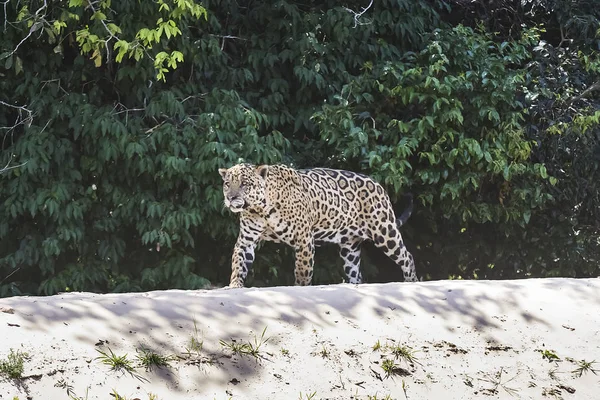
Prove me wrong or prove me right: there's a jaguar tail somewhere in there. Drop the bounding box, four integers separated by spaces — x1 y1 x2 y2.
396 193 414 227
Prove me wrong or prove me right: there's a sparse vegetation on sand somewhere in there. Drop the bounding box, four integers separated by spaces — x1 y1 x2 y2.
219 327 270 360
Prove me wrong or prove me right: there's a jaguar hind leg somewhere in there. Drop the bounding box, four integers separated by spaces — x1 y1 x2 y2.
339 238 363 284
372 223 417 282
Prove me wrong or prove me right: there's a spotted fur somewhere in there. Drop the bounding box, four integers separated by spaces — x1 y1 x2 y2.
218 163 417 288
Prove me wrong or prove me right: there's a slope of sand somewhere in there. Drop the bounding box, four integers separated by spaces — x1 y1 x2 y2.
1 278 599 400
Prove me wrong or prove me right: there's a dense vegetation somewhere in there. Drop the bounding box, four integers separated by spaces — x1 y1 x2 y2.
0 0 598 296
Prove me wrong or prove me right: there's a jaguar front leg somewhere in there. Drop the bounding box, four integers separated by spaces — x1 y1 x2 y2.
228 218 264 288
294 235 315 286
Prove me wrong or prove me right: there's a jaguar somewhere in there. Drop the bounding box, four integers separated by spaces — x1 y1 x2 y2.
218 163 417 288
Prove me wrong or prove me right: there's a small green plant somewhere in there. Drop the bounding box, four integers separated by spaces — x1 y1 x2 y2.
372 340 381 351
281 348 290 356
367 395 392 400
246 326 270 357
0 349 28 379
388 343 419 365
111 389 127 400
54 378 89 399
220 327 270 360
136 347 174 371
183 319 204 357
537 349 560 362
220 339 246 354
479 367 519 396
319 345 330 358
572 359 598 377
298 391 317 400
95 348 135 374
381 358 400 379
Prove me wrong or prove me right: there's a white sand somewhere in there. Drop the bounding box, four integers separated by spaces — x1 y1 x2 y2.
1 278 599 400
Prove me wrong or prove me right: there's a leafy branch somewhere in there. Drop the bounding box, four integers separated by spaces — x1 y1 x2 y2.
3 0 207 81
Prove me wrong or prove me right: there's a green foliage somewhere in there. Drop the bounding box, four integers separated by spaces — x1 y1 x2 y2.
313 21 599 280
0 0 598 295
314 24 550 225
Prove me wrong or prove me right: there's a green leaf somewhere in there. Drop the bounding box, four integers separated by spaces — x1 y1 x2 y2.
14 56 23 75
523 210 531 224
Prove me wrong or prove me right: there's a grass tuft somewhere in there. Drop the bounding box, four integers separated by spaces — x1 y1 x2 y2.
388 343 419 365
367 395 392 400
372 340 382 352
381 359 399 379
479 367 519 397
95 347 135 374
183 319 204 357
572 359 598 378
0 349 29 379
54 378 89 400
220 326 270 360
136 347 175 371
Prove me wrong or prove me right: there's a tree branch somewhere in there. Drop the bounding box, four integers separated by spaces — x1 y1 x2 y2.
1 0 8 32
0 100 33 127
557 25 573 49
565 81 600 105
2 0 48 58
0 160 27 174
210 34 248 50
343 0 374 28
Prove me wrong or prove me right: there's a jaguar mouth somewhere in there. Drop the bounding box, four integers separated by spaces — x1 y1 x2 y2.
225 198 246 213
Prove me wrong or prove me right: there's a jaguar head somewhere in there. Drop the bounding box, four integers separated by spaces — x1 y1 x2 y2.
218 164 269 214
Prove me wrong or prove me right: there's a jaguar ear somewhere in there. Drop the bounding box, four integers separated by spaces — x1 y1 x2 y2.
255 165 268 179
218 168 228 179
